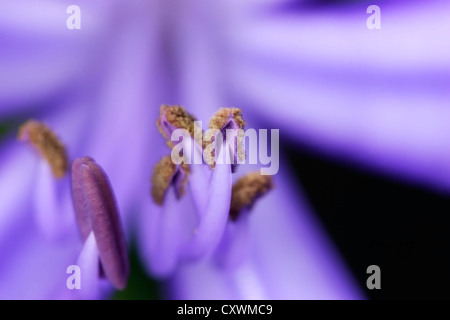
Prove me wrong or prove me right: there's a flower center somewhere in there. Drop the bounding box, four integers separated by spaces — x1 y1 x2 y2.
17 119 68 178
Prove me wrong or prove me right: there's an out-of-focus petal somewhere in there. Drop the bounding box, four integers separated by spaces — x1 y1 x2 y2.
227 1 450 73
0 0 120 116
32 161 74 239
225 2 450 189
0 141 80 299
0 219 80 299
138 188 184 278
0 141 35 248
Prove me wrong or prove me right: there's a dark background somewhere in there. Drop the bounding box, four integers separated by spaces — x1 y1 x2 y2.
283 143 450 300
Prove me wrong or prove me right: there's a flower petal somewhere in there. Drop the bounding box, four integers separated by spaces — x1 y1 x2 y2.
32 160 74 239
225 2 450 189
0 0 116 116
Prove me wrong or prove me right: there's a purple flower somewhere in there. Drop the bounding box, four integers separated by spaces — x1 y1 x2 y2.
1 0 446 300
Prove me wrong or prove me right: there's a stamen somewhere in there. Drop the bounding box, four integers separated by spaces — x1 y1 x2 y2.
71 157 129 290
17 119 68 178
209 108 246 132
230 173 274 221
157 105 197 148
208 108 246 171
151 156 190 205
180 144 232 260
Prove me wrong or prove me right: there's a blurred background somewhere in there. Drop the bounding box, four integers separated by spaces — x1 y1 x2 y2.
1 0 449 299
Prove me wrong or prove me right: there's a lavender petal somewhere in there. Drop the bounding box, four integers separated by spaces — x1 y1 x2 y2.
33 160 73 239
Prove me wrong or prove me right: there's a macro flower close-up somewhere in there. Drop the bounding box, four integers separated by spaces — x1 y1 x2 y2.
0 0 449 301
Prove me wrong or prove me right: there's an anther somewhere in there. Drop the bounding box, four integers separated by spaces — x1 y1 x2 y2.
208 108 246 171
151 156 190 206
229 173 274 221
157 105 197 148
209 108 245 132
18 119 68 178
71 157 129 290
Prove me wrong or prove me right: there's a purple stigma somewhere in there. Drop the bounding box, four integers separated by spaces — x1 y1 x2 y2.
71 156 129 290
